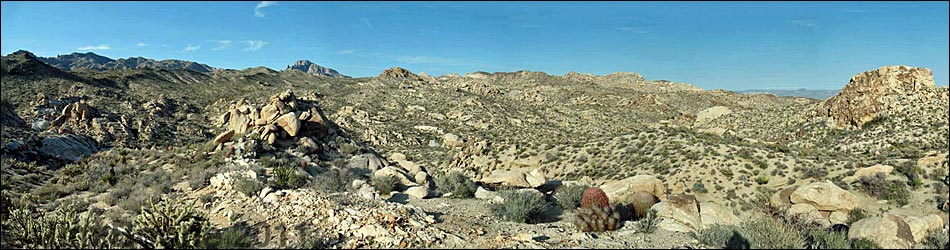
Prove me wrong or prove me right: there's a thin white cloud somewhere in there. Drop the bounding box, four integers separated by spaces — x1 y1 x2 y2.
136 43 148 47
359 17 373 29
213 40 232 50
161 44 168 47
255 1 277 18
243 40 268 51
619 26 648 34
183 44 201 52
337 49 356 55
77 44 111 51
789 19 816 27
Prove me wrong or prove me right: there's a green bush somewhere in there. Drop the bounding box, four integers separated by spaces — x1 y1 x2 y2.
804 229 851 249
434 171 477 199
736 218 804 249
310 167 358 193
489 190 555 224
553 184 588 210
916 228 949 249
692 182 708 193
850 238 881 249
371 174 398 195
198 223 257 249
698 224 740 248
234 177 263 198
858 173 909 206
638 209 659 233
848 208 869 225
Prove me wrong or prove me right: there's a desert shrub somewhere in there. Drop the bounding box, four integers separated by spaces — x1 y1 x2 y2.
489 190 554 224
735 217 805 249
755 176 770 185
130 198 211 249
554 184 588 210
857 173 909 206
310 167 359 193
848 208 869 225
638 209 659 233
271 164 306 190
698 224 740 248
850 238 881 249
581 187 609 209
916 228 949 249
2 201 127 248
434 171 477 198
804 229 851 249
197 223 257 249
800 166 829 179
371 174 397 195
692 182 708 193
234 177 262 198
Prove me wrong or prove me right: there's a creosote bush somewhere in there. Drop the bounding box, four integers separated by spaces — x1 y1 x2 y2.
371 174 398 195
434 171 477 198
554 184 588 210
489 190 555 224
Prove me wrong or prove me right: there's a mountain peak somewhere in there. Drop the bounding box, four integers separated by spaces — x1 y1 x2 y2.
285 60 348 78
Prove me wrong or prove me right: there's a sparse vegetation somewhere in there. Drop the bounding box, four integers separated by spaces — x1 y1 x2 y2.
554 184 588 210
489 190 555 224
434 171 477 198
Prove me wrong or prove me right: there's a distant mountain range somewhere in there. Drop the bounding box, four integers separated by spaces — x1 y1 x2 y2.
33 52 348 78
735 88 839 100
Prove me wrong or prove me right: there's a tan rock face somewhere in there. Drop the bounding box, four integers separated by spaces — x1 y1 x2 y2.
842 164 894 183
849 214 916 249
822 65 937 128
699 202 739 229
276 112 300 136
769 185 799 208
214 130 235 144
651 194 702 232
787 203 831 228
695 106 732 125
600 175 667 204
789 180 858 212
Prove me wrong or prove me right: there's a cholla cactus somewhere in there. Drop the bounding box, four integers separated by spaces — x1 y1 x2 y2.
131 198 211 249
3 201 123 248
573 205 621 232
630 191 658 220
581 187 609 209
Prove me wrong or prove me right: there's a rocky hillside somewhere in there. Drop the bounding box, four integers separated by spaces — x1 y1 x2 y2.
285 60 349 78
1 51 947 249
38 52 216 73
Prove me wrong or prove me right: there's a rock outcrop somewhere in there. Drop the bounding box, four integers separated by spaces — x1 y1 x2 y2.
379 67 423 81
821 66 937 128
849 214 916 249
219 90 334 146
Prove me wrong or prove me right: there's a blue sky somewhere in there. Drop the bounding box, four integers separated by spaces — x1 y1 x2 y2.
2 1 948 90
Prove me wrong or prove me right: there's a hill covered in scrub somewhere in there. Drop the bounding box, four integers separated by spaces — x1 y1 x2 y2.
1 50 948 249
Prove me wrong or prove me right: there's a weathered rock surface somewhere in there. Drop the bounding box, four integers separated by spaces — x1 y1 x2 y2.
789 180 858 212
849 214 915 249
822 66 937 128
600 175 667 204
651 194 702 232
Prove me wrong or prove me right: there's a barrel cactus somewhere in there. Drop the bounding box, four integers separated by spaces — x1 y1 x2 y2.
581 187 610 209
